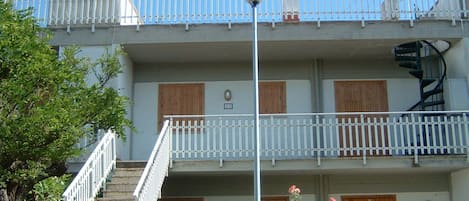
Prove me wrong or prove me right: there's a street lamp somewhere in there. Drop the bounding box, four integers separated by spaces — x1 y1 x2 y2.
246 1 261 201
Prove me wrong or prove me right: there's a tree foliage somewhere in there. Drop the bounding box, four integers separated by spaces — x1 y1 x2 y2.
0 2 131 200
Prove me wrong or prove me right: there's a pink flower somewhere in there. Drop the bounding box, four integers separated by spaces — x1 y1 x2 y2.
288 185 297 194
294 188 301 193
329 197 336 201
288 185 301 201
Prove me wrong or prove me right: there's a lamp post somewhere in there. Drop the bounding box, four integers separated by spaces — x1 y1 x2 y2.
246 1 261 201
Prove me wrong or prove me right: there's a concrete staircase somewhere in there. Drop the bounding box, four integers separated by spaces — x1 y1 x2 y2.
97 161 146 201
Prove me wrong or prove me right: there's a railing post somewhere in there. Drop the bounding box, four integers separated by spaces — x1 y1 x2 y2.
169 117 174 168
411 113 419 164
218 116 223 160
315 114 321 166
360 114 366 165
464 113 469 162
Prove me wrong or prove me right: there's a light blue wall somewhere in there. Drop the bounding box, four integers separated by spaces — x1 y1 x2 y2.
132 82 159 160
322 79 420 113
65 45 137 160
131 80 312 160
443 38 469 110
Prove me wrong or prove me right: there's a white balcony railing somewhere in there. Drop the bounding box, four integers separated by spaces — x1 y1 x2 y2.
133 120 171 201
62 130 117 201
9 0 469 27
167 111 469 164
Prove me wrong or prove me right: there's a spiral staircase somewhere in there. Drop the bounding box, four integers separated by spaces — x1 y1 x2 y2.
393 40 450 155
393 40 449 112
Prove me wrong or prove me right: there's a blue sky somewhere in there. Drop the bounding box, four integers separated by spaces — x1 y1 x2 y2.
12 0 440 26
130 0 439 24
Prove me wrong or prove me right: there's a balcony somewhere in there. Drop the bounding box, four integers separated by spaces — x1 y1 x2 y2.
166 111 469 166
10 0 469 28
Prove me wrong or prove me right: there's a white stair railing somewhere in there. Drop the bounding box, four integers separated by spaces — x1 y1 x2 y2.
133 120 171 201
62 130 117 201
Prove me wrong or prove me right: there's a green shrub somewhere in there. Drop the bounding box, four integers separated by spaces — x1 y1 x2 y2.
30 174 71 201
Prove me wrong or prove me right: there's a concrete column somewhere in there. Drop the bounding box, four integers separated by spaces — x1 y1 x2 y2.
451 168 469 201
310 59 323 113
115 44 134 160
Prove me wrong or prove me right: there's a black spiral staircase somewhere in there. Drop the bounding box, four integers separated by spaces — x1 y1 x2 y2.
393 40 450 156
393 40 449 112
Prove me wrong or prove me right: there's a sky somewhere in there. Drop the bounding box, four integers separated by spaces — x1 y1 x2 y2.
11 0 444 26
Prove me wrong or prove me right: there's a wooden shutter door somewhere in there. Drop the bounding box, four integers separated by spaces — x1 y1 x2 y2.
259 81 286 114
158 84 204 130
334 80 389 156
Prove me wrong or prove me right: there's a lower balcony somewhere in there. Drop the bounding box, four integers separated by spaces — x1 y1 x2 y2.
165 111 469 172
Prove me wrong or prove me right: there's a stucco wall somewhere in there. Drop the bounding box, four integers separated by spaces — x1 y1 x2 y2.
444 39 468 79
161 173 450 201
131 58 466 159
131 80 312 160
321 59 409 79
135 61 312 82
117 48 134 160
451 168 469 201
132 82 159 160
73 46 118 87
71 45 135 160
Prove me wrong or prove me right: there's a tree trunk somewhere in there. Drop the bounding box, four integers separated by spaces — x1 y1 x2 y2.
0 189 9 201
5 183 24 201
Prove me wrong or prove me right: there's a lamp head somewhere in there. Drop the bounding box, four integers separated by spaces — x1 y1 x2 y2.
246 0 261 6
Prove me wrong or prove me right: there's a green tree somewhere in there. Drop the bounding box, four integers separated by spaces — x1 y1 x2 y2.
0 2 131 200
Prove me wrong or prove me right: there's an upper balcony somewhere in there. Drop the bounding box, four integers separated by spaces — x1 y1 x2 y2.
11 0 469 29
165 111 469 173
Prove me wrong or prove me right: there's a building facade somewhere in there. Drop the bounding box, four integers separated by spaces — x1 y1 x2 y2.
14 0 469 200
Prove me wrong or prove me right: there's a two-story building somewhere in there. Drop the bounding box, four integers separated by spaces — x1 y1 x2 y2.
13 0 469 200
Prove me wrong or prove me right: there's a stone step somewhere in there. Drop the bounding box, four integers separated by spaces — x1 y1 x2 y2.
108 175 140 184
96 196 134 201
106 183 138 191
103 190 134 198
99 163 147 201
113 168 144 177
116 161 147 168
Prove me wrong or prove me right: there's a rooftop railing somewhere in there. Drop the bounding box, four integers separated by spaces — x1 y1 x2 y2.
167 111 469 165
9 0 468 28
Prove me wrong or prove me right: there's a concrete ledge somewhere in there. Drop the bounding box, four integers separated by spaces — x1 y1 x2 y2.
168 155 469 175
116 160 147 168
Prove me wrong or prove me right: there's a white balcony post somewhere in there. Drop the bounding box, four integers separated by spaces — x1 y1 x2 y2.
464 113 469 162
360 114 367 165
169 117 174 168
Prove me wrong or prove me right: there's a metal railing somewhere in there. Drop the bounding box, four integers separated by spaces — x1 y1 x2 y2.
9 0 469 28
62 130 117 201
167 111 469 164
133 120 171 201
